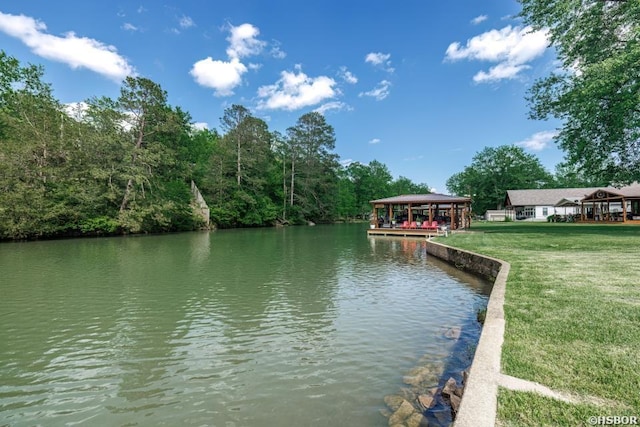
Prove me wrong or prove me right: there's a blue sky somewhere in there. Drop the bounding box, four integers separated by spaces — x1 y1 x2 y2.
0 1 563 193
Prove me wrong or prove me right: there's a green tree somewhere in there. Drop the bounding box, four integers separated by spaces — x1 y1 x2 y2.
390 176 431 195
551 161 610 189
345 160 393 218
286 112 339 222
117 76 171 214
446 145 553 214
520 0 640 185
205 105 277 227
0 51 81 238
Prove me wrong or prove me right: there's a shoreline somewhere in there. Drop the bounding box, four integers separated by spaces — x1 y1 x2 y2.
425 239 509 427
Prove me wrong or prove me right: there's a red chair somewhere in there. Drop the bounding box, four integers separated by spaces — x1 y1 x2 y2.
409 221 418 229
420 221 430 229
400 221 409 229
427 221 439 230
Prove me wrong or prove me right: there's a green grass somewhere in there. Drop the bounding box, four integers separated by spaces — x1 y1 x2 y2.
441 222 640 426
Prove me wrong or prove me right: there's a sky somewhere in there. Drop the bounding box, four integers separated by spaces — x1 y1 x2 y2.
0 1 565 194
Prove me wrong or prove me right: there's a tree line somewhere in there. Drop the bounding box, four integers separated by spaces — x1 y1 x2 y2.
0 51 429 240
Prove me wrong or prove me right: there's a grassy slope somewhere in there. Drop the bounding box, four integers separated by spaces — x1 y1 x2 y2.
440 222 640 426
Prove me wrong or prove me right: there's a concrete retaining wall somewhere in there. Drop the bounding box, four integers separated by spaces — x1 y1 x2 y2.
425 241 502 282
425 240 509 427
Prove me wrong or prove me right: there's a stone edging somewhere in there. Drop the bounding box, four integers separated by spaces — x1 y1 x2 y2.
425 240 510 427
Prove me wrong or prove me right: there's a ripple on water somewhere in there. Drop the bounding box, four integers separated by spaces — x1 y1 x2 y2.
0 228 489 426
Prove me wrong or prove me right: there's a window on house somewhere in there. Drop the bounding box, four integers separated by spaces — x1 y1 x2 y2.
542 207 548 216
524 207 535 217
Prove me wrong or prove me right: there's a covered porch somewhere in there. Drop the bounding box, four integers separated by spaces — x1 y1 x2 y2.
579 185 640 223
367 193 472 237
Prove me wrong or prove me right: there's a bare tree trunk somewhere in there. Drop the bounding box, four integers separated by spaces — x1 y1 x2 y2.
237 136 241 187
282 153 287 219
290 156 295 207
120 116 145 212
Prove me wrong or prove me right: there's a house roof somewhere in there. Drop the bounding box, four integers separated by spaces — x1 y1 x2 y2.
505 187 604 207
554 198 581 207
506 183 640 207
370 193 471 205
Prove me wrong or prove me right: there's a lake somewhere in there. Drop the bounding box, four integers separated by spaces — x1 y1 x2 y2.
0 224 490 426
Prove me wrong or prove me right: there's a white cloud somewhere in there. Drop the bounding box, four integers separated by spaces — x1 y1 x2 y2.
179 16 195 29
365 52 390 65
445 25 549 83
315 101 351 115
191 23 268 95
359 80 391 101
270 40 286 59
122 23 138 32
471 15 488 25
474 62 529 83
191 122 209 131
190 57 247 96
516 130 557 151
0 12 135 81
226 23 266 60
339 66 358 84
365 52 394 72
63 102 89 121
369 138 381 144
257 66 337 111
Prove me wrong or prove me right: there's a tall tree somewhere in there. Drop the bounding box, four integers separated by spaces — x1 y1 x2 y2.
390 176 431 196
205 105 277 227
286 112 339 222
0 51 75 238
346 160 394 218
551 161 610 189
520 0 640 185
117 76 171 213
446 145 553 214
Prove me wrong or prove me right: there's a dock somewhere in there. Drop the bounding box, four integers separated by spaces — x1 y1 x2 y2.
366 227 445 238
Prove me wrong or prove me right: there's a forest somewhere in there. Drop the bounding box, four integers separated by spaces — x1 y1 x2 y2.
0 51 430 240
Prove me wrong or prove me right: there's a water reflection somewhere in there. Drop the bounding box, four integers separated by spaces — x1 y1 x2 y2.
0 225 489 426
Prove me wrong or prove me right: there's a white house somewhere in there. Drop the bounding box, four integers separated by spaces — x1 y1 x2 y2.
504 187 604 221
504 184 640 221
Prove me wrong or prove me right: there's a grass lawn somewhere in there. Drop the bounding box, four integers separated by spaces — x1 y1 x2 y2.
441 222 640 426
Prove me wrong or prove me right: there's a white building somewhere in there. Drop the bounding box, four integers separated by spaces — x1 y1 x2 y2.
504 184 640 222
504 187 605 221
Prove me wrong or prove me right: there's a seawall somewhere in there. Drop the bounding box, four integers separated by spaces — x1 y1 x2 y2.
425 239 510 427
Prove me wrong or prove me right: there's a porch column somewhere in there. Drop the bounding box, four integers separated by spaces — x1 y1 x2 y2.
450 205 455 230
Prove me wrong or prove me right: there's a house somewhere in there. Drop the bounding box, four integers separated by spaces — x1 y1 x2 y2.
504 187 606 221
504 183 640 222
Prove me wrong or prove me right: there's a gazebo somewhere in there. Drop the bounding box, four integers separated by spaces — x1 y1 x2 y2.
367 193 472 236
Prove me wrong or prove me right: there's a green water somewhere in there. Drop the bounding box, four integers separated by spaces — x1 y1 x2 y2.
0 224 490 426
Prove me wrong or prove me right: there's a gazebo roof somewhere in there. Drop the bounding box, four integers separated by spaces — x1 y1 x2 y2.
370 193 471 205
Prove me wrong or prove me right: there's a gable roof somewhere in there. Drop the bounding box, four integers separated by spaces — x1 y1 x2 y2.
506 183 640 207
582 182 640 201
505 187 603 207
370 193 471 205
